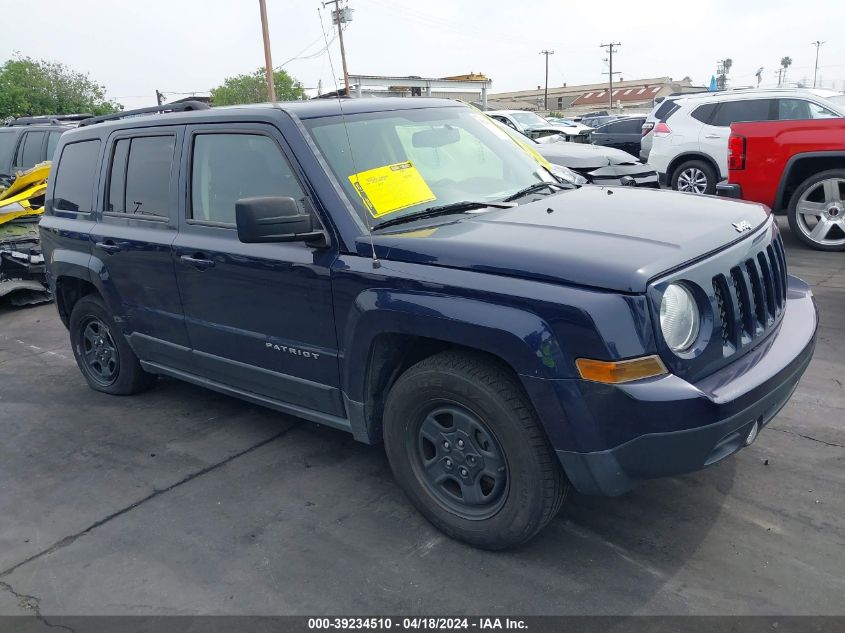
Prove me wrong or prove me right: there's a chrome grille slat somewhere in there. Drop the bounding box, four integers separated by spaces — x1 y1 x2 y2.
766 245 783 310
713 277 732 346
757 251 776 320
745 259 766 333
711 231 788 358
731 267 754 338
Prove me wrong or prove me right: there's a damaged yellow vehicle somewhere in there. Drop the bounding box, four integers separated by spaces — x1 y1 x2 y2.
0 161 51 305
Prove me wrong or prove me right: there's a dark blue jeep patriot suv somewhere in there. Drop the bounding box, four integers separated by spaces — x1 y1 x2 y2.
40 98 817 549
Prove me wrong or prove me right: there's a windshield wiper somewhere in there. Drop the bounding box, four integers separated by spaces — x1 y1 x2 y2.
502 181 569 202
371 200 516 231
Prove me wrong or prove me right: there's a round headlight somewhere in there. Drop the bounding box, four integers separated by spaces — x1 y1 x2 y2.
660 284 700 352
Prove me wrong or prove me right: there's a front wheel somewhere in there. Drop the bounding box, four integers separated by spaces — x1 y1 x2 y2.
787 169 845 251
671 159 717 195
383 351 569 550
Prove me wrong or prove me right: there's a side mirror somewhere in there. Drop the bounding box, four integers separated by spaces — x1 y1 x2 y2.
235 196 326 245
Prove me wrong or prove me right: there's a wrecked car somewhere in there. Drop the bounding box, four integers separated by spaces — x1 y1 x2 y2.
0 162 51 305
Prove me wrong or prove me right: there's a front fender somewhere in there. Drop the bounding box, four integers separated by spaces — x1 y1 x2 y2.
340 288 572 403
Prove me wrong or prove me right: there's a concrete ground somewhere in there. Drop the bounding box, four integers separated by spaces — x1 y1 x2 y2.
0 217 843 617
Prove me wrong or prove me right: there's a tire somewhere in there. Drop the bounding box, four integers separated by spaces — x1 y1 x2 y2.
69 294 156 395
787 169 845 252
671 159 717 195
383 350 569 550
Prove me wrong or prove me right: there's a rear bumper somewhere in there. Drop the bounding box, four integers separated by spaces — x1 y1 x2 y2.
552 275 817 496
717 181 742 199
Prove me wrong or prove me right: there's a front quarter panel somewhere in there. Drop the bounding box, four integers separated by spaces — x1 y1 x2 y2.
332 253 658 446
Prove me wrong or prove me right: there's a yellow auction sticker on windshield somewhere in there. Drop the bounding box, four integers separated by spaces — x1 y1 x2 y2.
349 161 436 219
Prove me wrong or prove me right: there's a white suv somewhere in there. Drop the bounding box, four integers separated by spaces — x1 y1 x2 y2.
648 88 845 194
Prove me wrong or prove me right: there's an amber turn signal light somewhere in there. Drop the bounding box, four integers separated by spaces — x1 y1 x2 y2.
576 355 668 384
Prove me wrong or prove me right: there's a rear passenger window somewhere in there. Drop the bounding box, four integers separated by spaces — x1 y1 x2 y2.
190 133 304 224
46 132 63 161
17 131 46 170
710 99 774 127
107 135 175 217
52 140 101 213
613 118 644 133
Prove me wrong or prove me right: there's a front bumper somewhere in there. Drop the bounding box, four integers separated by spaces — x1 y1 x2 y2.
580 165 659 188
717 181 742 199
553 274 817 496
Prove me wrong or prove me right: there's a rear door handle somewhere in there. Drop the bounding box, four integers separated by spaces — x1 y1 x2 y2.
704 134 722 139
95 241 121 254
180 253 215 270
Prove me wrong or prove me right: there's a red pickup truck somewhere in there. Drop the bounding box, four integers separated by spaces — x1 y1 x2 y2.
717 118 845 251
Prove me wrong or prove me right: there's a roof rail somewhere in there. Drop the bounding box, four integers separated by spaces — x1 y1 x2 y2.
6 113 95 127
77 101 210 127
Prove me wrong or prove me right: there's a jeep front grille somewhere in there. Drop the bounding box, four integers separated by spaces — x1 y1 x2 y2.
712 233 787 354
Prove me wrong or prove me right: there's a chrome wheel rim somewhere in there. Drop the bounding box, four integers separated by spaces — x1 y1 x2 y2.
677 167 709 194
795 178 845 247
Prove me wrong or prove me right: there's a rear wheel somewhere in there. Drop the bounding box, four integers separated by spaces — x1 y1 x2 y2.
383 351 569 550
671 159 717 195
69 294 156 395
787 170 845 251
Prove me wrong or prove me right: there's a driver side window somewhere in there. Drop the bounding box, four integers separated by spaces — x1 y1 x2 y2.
190 133 304 224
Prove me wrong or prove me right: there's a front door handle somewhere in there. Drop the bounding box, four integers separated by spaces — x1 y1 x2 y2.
180 253 215 270
95 241 121 254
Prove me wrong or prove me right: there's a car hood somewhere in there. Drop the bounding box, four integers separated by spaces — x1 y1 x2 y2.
362 187 771 293
536 142 641 169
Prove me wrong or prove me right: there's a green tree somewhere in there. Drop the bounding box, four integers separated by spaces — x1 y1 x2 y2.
210 67 305 105
0 55 120 119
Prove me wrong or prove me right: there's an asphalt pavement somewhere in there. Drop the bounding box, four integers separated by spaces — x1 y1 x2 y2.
1 217 843 617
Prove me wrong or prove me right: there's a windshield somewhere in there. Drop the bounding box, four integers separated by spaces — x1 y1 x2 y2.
304 106 552 227
508 111 550 127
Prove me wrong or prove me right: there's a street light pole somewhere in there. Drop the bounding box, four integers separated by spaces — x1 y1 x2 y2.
539 50 554 111
258 0 276 102
812 40 825 88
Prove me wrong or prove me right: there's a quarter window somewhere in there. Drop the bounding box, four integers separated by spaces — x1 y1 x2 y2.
52 140 101 213
107 135 175 217
690 103 717 124
190 133 304 224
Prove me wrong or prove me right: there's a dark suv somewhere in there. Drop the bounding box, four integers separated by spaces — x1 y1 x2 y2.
40 99 817 549
0 115 88 186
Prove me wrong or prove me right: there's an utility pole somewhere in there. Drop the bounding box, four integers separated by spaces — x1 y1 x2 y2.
539 50 554 111
812 40 825 88
600 42 621 109
324 0 352 96
155 90 164 106
258 0 276 102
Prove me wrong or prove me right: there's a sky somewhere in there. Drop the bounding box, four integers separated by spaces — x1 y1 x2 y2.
3 0 844 110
